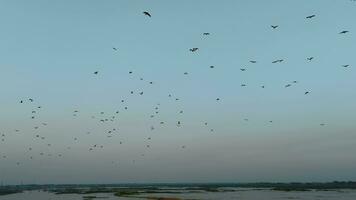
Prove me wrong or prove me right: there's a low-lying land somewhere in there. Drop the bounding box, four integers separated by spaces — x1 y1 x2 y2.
0 181 355 198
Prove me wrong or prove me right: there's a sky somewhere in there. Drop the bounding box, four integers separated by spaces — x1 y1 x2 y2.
0 0 356 185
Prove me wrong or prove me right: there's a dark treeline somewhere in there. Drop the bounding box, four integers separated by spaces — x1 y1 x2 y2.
1 181 356 195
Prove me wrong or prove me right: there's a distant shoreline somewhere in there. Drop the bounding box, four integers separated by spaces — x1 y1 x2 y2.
1 181 356 196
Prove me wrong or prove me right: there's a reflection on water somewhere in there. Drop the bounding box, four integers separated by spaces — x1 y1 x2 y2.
1 189 356 200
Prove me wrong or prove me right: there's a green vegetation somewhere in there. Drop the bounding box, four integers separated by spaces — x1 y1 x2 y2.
0 187 22 196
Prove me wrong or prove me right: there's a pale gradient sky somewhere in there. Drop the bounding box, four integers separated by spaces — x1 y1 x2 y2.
0 0 356 184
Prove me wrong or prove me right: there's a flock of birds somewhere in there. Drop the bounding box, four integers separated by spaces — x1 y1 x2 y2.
0 10 353 170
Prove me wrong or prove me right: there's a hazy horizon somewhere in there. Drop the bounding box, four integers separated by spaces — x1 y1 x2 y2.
1 0 356 185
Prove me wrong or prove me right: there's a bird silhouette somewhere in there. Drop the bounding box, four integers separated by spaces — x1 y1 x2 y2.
272 59 283 63
306 14 316 19
143 11 151 17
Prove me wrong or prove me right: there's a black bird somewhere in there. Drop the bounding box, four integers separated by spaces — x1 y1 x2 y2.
240 68 246 71
261 85 265 88
189 48 199 52
272 59 283 63
94 71 98 75
112 47 118 51
210 65 214 68
203 32 210 35
184 72 188 75
29 98 34 102
306 14 316 19
339 30 349 34
20 100 23 103
143 11 151 17
285 84 292 88
241 84 246 87
342 65 350 68
271 25 278 29
304 91 310 95
250 60 257 63
307 57 314 61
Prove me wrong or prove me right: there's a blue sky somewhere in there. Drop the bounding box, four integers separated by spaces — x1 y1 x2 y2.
0 0 356 184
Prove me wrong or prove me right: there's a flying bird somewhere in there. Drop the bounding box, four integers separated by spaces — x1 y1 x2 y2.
189 48 199 52
94 71 98 75
272 59 283 63
339 30 349 34
143 11 151 17
203 32 210 35
307 57 314 61
342 65 350 68
306 14 316 19
271 25 278 29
